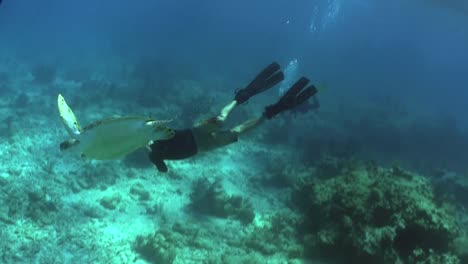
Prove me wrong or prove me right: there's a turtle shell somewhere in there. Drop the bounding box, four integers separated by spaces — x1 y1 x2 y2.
78 116 174 160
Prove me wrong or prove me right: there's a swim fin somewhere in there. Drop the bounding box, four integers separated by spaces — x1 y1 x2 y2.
264 77 318 119
235 62 284 104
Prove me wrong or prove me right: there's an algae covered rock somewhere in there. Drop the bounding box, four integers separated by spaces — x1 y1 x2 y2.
189 178 255 224
99 192 122 210
292 159 460 263
26 188 58 226
244 212 304 258
130 183 151 201
134 230 177 264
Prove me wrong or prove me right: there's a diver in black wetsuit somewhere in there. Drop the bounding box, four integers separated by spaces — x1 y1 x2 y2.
148 62 319 172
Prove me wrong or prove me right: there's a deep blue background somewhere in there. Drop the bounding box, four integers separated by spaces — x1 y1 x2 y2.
1 0 467 126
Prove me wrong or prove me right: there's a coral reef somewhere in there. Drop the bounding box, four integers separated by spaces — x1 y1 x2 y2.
2 52 467 264
133 219 303 264
244 212 304 258
189 178 255 225
134 229 177 264
291 158 461 263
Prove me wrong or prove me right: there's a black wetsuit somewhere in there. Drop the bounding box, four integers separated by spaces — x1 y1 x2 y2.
148 129 198 172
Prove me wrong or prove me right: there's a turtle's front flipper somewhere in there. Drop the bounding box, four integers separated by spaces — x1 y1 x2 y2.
58 94 82 137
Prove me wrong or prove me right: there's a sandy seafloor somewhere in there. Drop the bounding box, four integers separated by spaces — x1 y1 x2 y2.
0 58 325 264
1 54 468 264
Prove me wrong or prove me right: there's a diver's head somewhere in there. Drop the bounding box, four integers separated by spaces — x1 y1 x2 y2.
60 139 79 151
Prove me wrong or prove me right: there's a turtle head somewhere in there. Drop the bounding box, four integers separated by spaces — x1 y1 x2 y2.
60 139 80 151
145 119 175 141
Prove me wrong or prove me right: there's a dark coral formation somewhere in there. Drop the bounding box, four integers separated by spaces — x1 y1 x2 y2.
134 229 177 264
189 178 255 224
244 212 304 258
31 63 56 84
292 158 461 263
133 221 291 263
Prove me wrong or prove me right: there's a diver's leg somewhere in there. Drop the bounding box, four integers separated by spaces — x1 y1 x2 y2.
218 62 284 122
216 100 237 122
230 115 266 135
231 77 319 134
193 100 237 131
193 116 264 152
195 62 284 129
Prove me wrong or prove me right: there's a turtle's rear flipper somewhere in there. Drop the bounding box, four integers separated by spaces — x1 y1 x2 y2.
58 94 82 137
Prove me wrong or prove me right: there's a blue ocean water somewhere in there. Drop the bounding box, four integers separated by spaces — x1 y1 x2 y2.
0 0 467 263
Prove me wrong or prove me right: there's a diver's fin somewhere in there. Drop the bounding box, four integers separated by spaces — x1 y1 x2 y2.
57 94 82 137
235 62 284 104
264 77 318 119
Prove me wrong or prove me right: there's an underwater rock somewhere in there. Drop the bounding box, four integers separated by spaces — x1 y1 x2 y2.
244 212 303 258
292 158 461 263
134 230 177 264
25 188 58 225
189 178 255 224
220 253 265 264
130 183 151 201
99 193 122 210
26 188 58 226
80 203 105 219
70 164 117 192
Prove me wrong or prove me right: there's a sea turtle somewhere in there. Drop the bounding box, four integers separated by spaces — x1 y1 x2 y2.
57 94 175 160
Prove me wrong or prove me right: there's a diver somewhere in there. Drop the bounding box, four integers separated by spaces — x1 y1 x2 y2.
148 62 319 172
